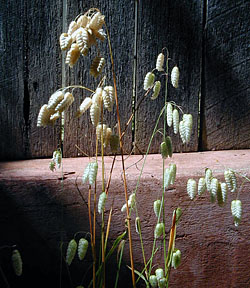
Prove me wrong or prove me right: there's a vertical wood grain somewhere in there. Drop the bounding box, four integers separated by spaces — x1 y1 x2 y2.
201 0 250 150
0 0 62 160
135 0 203 154
62 0 134 157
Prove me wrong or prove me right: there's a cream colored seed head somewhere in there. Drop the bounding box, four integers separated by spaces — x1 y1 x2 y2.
151 81 161 100
90 103 100 127
37 104 52 127
104 86 115 108
98 192 107 214
67 21 79 36
143 72 155 90
231 199 242 227
210 177 219 203
76 29 89 56
75 97 92 118
183 114 193 143
220 182 228 204
179 120 186 144
173 109 179 134
93 28 106 41
96 124 107 141
198 177 206 196
65 43 80 68
102 89 112 111
171 66 180 88
50 111 61 122
76 15 89 28
92 87 103 106
156 52 164 71
89 12 105 32
59 33 72 51
47 91 64 110
55 92 74 113
205 168 213 192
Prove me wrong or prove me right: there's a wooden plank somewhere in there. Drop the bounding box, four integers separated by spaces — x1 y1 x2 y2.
63 0 134 157
0 0 26 159
201 0 250 150
135 0 202 154
0 0 62 160
27 0 62 158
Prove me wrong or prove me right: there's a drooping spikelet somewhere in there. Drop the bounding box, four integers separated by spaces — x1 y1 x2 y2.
82 162 91 184
88 12 105 32
187 178 197 200
217 182 226 207
90 103 101 126
149 275 158 288
155 268 164 281
173 109 179 134
151 81 161 100
88 162 98 185
205 168 213 192
183 114 193 143
65 43 80 68
37 104 52 127
143 72 155 90
47 91 65 110
164 167 172 189
76 15 89 28
78 238 88 260
98 192 107 214
76 28 89 56
165 136 173 157
224 169 237 193
220 182 228 204
103 86 115 111
169 163 177 185
158 278 167 288
92 87 103 106
172 249 181 269
12 249 22 276
55 92 74 113
179 120 186 143
198 177 206 196
75 97 92 117
67 21 79 36
210 177 219 203
154 200 161 218
50 111 61 122
59 33 73 50
156 53 164 71
154 223 164 238
231 199 242 227
167 103 173 127
104 127 112 148
135 216 141 234
171 66 180 88
53 150 62 169
90 57 105 77
96 124 107 142
160 142 168 159
66 239 77 265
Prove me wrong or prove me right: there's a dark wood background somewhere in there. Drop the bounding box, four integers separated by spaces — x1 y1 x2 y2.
0 0 249 160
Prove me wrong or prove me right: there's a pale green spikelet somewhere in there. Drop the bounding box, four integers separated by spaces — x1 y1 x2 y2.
151 81 161 100
175 207 182 225
179 120 186 144
78 238 88 260
155 268 164 281
12 249 22 276
82 162 91 184
187 178 197 200
169 163 177 185
164 167 172 189
135 217 141 234
149 275 158 288
167 103 173 127
165 136 173 157
144 72 155 90
158 278 167 288
205 168 213 192
173 109 179 134
183 114 193 143
88 162 98 185
172 249 181 269
156 52 164 71
98 192 107 214
66 239 77 265
198 177 206 196
210 177 219 203
224 169 237 192
220 182 228 204
153 200 161 218
160 142 168 159
171 66 180 88
231 199 242 227
154 223 164 238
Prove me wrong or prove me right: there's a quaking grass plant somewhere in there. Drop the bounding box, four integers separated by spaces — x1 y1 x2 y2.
36 7 249 288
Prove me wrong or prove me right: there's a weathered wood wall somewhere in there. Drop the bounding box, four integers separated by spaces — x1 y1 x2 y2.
0 0 249 160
